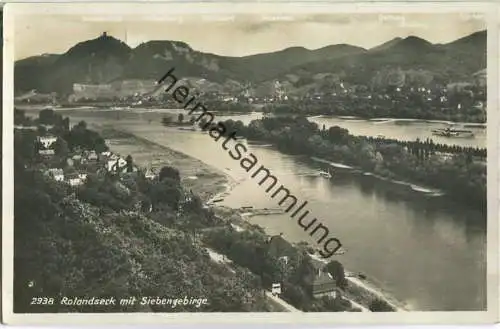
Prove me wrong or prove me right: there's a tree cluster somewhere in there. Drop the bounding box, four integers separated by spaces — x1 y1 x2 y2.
202 228 353 312
221 116 486 210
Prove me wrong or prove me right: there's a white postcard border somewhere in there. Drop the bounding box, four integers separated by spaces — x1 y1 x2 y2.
2 1 499 325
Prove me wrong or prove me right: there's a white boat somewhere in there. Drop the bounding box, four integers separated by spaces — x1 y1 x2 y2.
319 169 333 178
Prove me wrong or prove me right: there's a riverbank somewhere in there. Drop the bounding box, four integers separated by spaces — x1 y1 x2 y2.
331 115 487 128
96 125 231 202
93 123 409 312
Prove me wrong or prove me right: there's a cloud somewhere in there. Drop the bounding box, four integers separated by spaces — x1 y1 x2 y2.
239 21 276 33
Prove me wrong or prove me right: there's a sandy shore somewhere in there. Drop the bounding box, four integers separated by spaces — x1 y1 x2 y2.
96 125 234 202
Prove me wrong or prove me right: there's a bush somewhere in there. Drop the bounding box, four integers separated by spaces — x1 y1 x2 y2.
369 298 395 312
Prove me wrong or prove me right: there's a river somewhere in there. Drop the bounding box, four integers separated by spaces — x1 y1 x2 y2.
51 107 487 148
35 107 487 311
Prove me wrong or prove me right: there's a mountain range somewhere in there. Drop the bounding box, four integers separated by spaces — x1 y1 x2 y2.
14 30 486 96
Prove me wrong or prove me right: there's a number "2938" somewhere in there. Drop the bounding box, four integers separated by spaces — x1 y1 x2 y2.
30 297 55 305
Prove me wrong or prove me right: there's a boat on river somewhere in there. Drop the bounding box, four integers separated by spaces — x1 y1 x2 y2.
431 127 474 138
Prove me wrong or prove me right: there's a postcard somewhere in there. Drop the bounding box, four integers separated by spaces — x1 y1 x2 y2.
2 1 498 325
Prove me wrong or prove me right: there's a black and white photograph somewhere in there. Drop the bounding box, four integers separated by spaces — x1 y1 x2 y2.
2 2 498 325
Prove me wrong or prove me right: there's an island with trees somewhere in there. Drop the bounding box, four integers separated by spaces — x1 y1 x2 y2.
218 116 486 210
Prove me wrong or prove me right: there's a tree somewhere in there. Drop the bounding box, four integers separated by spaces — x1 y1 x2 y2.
325 260 347 289
369 298 395 312
282 284 309 310
14 109 27 125
37 125 47 135
148 179 182 210
53 138 69 157
125 155 134 173
38 109 56 125
327 126 349 144
178 113 184 123
291 256 316 289
76 121 87 129
159 166 181 183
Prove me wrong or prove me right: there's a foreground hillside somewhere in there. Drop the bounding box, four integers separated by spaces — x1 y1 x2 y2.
14 110 272 312
15 162 274 313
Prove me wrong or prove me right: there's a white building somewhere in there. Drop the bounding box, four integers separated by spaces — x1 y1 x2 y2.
47 168 64 182
87 151 98 161
39 149 55 156
38 136 57 149
66 173 87 186
106 158 127 172
71 155 82 162
145 168 156 180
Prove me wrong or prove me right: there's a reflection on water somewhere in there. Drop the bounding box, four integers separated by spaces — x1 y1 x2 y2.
44 108 486 311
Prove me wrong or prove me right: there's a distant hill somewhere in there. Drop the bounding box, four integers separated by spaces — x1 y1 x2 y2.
16 33 131 94
15 54 60 93
14 30 486 96
279 31 486 89
221 44 367 83
370 37 402 52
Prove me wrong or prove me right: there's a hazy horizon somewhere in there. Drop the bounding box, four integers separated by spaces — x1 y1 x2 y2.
14 13 486 60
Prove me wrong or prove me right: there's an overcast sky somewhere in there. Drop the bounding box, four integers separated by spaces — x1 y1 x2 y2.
14 13 485 60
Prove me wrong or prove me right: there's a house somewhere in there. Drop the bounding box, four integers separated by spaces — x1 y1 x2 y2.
39 149 55 156
66 173 87 186
88 151 98 161
71 154 82 162
307 257 343 298
309 267 340 298
145 168 156 180
82 150 99 164
47 168 64 182
37 135 58 149
106 158 127 172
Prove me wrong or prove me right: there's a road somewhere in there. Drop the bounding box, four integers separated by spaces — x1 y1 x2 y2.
205 246 372 312
206 247 301 312
265 291 301 312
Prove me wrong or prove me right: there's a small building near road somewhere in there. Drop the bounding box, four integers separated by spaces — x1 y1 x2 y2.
66 173 87 186
307 258 343 299
309 268 341 298
39 149 55 156
47 168 65 182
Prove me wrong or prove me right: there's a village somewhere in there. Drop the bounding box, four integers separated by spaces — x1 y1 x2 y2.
33 133 157 187
14 108 397 312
